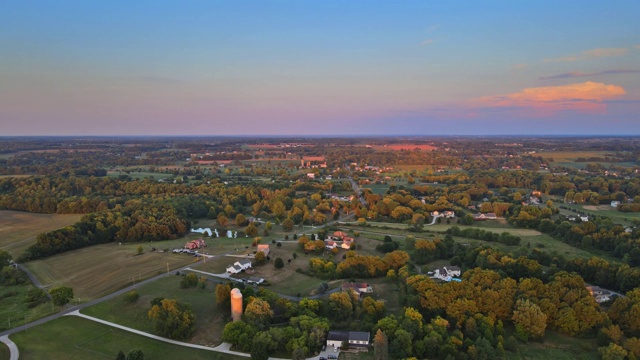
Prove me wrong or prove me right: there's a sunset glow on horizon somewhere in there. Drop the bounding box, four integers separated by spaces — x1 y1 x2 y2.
1 1 639 136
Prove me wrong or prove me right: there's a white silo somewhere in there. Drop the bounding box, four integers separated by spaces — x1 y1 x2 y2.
230 288 243 322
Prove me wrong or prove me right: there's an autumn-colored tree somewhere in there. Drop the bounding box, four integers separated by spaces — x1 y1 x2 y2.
512 298 547 341
147 298 196 340
329 292 353 319
608 288 640 337
244 298 274 326
217 212 229 227
373 329 389 360
215 283 231 308
255 251 267 265
245 223 258 237
236 213 247 227
598 343 628 360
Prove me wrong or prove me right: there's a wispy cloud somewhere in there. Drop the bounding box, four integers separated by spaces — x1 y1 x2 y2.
420 39 434 46
539 69 640 80
544 47 628 63
511 63 528 70
472 81 626 115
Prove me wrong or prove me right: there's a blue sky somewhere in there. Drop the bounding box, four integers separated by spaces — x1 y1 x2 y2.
1 1 639 135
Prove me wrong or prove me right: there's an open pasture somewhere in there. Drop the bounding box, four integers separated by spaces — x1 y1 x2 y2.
82 273 229 346
10 315 242 360
24 243 198 300
0 210 83 259
560 202 640 226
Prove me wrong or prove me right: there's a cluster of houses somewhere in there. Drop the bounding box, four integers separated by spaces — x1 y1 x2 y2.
473 213 497 221
184 239 206 250
325 231 355 250
430 210 455 218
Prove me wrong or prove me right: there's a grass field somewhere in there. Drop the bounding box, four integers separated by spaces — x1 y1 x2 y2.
510 330 598 360
82 273 227 346
339 221 601 260
0 210 83 259
560 203 640 226
0 343 8 360
0 284 56 332
10 316 244 360
542 150 636 170
23 244 198 300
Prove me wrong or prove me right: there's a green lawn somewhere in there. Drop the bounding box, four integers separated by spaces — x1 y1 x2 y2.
0 284 56 332
559 203 640 226
510 330 598 360
10 316 244 360
81 274 228 346
0 341 9 360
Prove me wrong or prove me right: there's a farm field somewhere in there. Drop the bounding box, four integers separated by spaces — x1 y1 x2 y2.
0 210 83 259
82 272 228 346
542 150 636 169
23 243 197 300
510 330 598 360
10 315 243 360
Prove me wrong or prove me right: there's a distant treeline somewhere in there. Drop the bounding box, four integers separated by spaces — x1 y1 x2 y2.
19 203 190 262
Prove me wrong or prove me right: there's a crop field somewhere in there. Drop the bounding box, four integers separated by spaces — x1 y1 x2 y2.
82 272 229 346
10 315 243 360
510 330 598 360
23 243 198 300
0 210 83 258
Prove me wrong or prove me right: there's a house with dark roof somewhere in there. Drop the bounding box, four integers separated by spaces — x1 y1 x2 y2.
326 331 370 351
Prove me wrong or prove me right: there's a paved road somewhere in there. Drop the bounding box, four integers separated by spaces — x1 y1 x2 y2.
0 335 18 360
0 261 196 339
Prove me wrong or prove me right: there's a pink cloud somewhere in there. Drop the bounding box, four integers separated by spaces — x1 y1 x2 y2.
544 47 628 62
420 39 434 46
472 81 626 116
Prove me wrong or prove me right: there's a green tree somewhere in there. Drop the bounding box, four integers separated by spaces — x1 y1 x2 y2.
124 290 140 303
50 286 73 306
222 320 257 352
245 222 258 237
147 299 196 340
126 349 145 360
274 257 284 269
512 298 547 341
116 350 126 360
136 245 143 256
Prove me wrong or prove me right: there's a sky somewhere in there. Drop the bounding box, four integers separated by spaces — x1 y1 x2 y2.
1 1 639 136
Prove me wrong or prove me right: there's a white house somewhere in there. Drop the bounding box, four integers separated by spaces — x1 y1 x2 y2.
226 259 252 274
580 215 589 222
611 201 621 208
443 211 455 218
326 331 370 351
432 266 461 281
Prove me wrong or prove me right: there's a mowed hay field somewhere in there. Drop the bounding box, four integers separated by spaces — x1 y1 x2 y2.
0 210 83 258
24 243 198 300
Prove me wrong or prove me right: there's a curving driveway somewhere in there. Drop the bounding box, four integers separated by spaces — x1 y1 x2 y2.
0 335 18 360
